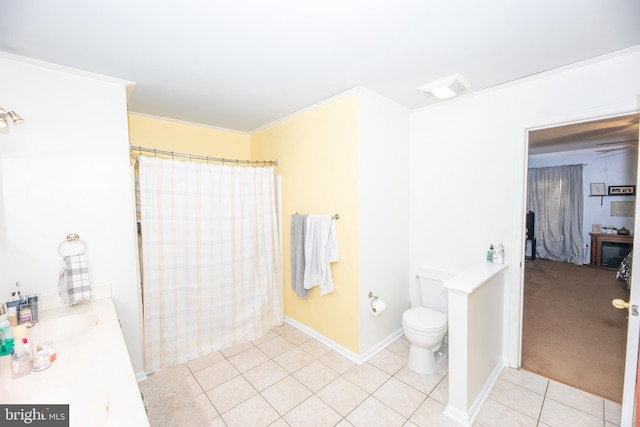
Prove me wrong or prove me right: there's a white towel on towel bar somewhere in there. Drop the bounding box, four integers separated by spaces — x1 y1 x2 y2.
303 215 339 296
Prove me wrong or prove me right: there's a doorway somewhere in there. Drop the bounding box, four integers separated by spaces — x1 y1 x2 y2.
522 114 639 402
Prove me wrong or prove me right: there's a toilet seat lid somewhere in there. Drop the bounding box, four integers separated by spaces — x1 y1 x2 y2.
403 307 447 331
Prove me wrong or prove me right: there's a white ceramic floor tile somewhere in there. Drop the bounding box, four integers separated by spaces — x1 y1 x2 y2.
546 381 604 418
373 377 427 418
243 359 289 391
271 322 296 336
293 360 340 392
283 395 342 427
429 374 449 405
194 392 219 423
193 359 240 392
261 375 313 415
208 416 227 426
219 341 254 358
256 335 296 358
393 364 444 395
220 394 280 427
435 355 449 376
476 398 537 427
368 348 407 375
140 323 620 427
298 338 332 358
206 375 257 414
280 327 313 345
343 362 391 394
410 397 460 427
346 396 407 426
180 374 203 398
251 330 280 346
318 350 356 374
316 376 368 417
273 347 316 373
386 336 411 357
604 399 622 425
227 346 270 373
500 368 549 395
186 351 225 373
539 398 603 427
489 378 544 419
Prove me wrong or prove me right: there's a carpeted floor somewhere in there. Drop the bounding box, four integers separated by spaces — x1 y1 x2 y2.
522 258 629 403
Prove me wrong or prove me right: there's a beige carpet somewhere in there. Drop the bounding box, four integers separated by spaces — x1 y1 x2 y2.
522 258 629 403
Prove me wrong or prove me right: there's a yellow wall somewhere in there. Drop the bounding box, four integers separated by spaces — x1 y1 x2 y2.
128 114 250 159
251 95 361 353
128 97 362 353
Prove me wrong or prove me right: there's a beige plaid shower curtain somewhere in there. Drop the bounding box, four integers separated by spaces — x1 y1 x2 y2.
138 156 283 373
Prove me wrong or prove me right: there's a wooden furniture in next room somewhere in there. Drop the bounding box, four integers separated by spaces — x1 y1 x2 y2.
590 232 634 268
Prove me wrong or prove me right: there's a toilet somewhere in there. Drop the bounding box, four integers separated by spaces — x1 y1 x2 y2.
402 269 453 374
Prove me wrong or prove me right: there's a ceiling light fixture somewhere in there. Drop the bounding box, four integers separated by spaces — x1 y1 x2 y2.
418 73 471 100
0 106 24 129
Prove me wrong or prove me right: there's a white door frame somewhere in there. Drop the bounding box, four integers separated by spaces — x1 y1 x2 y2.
619 132 640 426
515 113 639 426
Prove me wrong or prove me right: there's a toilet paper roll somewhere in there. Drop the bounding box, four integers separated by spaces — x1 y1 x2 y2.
370 299 386 316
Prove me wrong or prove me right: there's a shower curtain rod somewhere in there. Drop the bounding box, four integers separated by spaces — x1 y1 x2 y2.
129 145 279 167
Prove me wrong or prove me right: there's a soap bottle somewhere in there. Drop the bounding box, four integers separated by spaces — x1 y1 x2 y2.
0 318 13 355
487 244 494 261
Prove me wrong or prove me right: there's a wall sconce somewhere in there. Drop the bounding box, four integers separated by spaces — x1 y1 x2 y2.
0 107 24 129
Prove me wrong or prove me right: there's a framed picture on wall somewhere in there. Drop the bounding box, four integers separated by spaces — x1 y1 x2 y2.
608 185 635 196
590 182 606 196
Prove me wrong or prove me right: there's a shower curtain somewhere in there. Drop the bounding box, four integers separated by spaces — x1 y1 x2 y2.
527 164 584 265
138 156 283 373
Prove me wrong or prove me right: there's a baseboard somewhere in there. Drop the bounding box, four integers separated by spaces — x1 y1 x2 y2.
135 371 149 382
283 315 404 365
444 359 505 426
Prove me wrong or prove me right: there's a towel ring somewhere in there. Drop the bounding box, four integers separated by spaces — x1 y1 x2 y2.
58 233 86 257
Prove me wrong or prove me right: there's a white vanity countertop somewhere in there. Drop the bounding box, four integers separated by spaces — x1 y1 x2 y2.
0 296 149 427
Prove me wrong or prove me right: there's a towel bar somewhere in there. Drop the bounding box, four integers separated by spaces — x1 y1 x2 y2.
58 233 86 257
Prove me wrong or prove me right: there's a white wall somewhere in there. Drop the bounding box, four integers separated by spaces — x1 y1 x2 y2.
529 150 637 263
0 53 143 375
410 46 640 365
358 89 411 353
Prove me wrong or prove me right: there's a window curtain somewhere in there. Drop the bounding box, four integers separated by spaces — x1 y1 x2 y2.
527 164 584 265
138 156 283 374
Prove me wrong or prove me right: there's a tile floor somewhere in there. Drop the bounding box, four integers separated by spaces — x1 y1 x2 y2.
138 323 623 427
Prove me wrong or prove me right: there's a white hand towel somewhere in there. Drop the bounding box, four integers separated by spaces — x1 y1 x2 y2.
303 215 338 296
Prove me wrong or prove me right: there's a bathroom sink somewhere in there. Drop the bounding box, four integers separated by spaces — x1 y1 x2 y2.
30 385 110 427
29 313 99 344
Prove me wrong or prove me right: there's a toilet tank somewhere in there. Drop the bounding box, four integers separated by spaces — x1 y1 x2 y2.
417 268 455 313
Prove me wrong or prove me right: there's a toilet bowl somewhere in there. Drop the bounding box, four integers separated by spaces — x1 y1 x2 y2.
402 307 447 374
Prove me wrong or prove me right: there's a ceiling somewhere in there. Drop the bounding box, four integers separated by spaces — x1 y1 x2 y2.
1 1 639 135
529 114 640 156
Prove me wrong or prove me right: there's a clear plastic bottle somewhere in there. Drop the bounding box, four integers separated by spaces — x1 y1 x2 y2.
27 294 39 323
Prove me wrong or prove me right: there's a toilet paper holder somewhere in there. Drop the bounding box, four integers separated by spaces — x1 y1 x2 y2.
368 291 386 316
368 291 379 306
